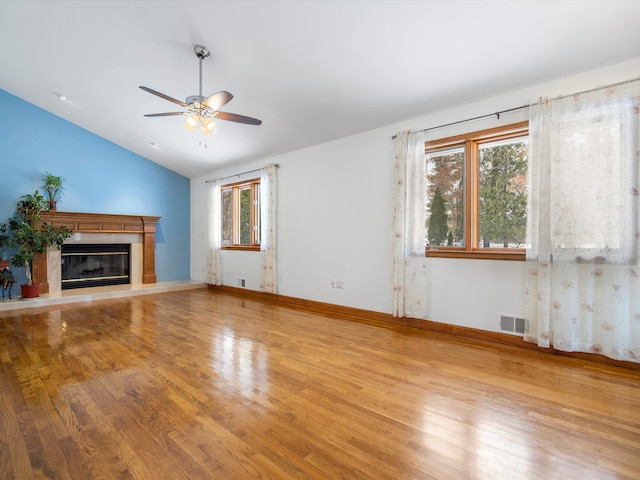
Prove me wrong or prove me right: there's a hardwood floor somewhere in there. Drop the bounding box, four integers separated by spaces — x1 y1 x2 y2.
1 289 639 479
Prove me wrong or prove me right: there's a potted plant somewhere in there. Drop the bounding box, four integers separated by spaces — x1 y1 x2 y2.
0 222 10 269
0 222 14 299
4 190 71 298
42 172 65 211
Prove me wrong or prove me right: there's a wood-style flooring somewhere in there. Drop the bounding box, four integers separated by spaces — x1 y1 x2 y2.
1 288 639 479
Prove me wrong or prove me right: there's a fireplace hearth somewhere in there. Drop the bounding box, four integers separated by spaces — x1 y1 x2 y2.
61 244 130 290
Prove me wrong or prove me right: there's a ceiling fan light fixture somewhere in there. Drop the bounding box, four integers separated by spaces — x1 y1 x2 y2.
184 115 198 131
201 117 217 135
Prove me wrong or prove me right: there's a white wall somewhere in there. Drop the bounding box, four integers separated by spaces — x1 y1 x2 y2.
191 57 640 333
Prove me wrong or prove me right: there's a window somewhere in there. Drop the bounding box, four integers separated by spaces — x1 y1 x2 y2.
221 178 261 250
424 121 528 260
549 104 626 255
534 98 635 265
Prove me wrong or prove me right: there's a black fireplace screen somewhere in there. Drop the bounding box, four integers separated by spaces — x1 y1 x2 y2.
61 244 130 290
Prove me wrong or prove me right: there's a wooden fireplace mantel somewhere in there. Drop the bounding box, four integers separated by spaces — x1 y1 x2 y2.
33 211 161 294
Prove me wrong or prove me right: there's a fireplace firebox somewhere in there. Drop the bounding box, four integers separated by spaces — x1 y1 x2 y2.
61 244 130 290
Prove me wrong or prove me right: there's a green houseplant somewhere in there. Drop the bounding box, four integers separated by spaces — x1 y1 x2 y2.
3 190 72 298
42 172 65 211
0 222 13 298
0 221 10 263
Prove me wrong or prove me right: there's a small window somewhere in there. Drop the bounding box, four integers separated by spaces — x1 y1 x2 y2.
221 178 261 250
425 122 528 260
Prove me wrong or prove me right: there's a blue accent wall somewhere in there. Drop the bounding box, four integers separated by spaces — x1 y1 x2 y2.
0 89 190 283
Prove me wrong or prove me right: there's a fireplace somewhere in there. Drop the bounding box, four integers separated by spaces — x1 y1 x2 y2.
32 211 160 295
61 244 130 290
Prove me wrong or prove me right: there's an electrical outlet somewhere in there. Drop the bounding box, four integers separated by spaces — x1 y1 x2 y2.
330 280 336 288
336 280 344 289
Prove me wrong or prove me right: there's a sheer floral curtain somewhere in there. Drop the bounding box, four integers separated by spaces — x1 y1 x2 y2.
392 130 428 319
525 79 640 363
205 180 222 286
260 163 277 293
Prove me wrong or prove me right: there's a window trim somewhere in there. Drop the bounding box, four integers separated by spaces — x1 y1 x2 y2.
424 121 528 261
220 177 261 251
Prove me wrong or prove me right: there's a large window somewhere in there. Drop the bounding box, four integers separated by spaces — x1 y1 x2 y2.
425 121 528 260
221 178 261 250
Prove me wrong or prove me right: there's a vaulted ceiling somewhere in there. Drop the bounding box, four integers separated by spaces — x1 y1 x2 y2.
1 1 639 178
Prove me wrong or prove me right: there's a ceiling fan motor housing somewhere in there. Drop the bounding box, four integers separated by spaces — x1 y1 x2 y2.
186 95 206 105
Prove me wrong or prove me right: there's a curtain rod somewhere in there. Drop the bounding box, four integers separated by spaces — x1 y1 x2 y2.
205 164 279 184
392 76 640 140
391 104 529 139
544 75 640 102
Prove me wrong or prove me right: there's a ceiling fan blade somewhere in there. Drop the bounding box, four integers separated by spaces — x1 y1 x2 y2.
201 91 234 110
216 111 262 125
144 112 187 117
139 86 188 107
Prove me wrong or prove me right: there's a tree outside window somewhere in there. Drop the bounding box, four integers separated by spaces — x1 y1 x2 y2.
425 122 528 260
479 138 528 248
426 146 464 247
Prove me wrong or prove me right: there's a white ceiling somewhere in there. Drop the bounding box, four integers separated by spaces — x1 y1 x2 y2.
1 1 639 179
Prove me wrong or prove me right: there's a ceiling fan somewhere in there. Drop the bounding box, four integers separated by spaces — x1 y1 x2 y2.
139 45 261 135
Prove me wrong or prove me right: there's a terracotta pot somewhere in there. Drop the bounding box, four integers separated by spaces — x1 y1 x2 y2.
0 260 9 270
21 283 41 299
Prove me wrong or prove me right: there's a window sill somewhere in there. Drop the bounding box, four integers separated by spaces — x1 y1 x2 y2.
221 245 261 252
425 248 525 261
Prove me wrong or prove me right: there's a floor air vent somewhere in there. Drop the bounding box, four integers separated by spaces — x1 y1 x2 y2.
500 314 526 335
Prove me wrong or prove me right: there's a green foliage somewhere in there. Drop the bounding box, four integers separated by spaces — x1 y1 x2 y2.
2 191 72 285
239 188 252 244
479 142 528 247
42 172 65 202
428 186 449 246
0 222 10 261
17 190 47 220
426 150 464 245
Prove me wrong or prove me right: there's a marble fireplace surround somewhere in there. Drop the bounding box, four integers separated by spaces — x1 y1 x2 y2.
33 212 160 294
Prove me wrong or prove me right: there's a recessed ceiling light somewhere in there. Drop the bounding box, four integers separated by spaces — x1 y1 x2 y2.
150 142 160 149
55 93 69 102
